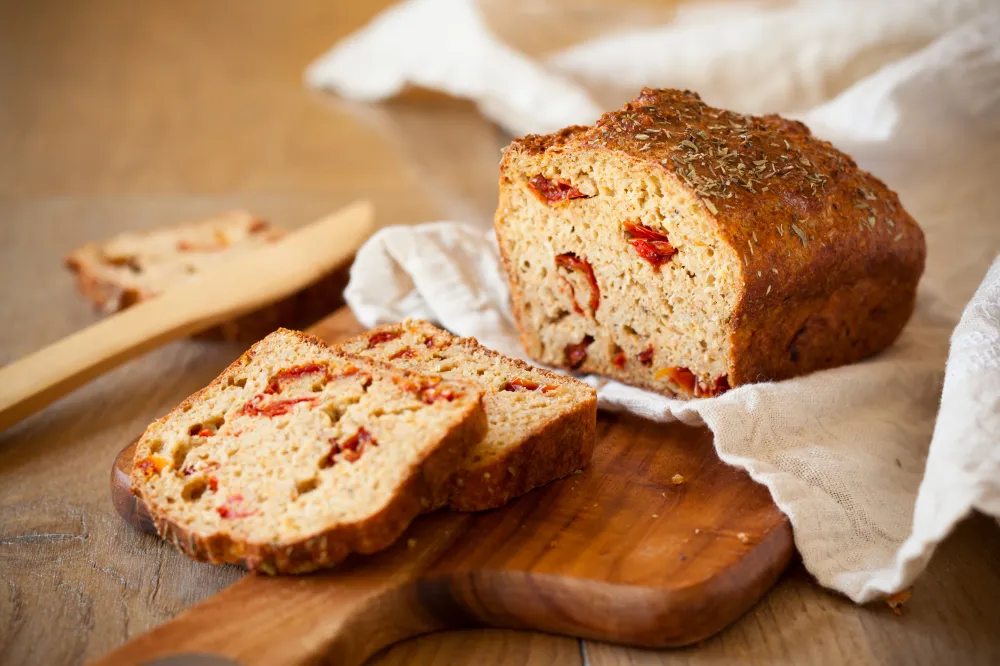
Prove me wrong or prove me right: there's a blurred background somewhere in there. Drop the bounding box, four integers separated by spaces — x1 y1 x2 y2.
2 1 998 664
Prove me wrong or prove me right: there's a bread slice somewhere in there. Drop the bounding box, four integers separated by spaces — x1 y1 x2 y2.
339 320 597 511
130 328 487 574
65 211 348 341
496 88 925 398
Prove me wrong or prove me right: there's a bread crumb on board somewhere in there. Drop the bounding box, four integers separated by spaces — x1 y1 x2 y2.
671 473 685 485
886 590 912 615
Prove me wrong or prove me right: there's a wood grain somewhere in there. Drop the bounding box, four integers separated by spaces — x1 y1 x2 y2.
2 1 1000 665
0 201 373 432
97 307 793 665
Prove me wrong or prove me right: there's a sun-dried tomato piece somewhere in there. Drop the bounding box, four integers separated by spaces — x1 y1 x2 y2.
344 427 375 452
424 337 436 348
556 275 585 316
392 376 459 404
390 347 416 361
208 475 219 492
216 494 257 519
323 427 377 467
656 366 697 394
176 234 228 252
503 377 558 393
696 375 730 398
612 350 626 368
629 239 677 269
248 219 270 234
527 175 589 205
623 221 676 269
195 429 214 438
622 221 669 242
367 330 401 348
265 363 329 394
637 345 654 367
420 384 458 404
564 336 594 370
555 252 600 313
135 456 170 479
238 394 316 418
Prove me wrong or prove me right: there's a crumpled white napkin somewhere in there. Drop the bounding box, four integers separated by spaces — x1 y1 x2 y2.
313 1 1000 603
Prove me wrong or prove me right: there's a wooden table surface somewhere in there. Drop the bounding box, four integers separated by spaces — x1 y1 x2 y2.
1 1 998 664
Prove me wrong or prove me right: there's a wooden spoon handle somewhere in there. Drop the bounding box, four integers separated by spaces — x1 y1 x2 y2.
0 201 374 433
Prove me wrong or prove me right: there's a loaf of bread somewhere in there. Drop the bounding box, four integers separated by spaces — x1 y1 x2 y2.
130 328 487 574
339 320 597 511
495 88 926 398
66 211 348 341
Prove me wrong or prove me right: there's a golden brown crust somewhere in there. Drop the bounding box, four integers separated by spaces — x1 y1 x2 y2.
343 322 598 511
499 88 926 389
130 328 487 574
446 395 595 512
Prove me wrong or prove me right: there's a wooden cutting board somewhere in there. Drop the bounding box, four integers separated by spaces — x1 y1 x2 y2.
95 308 794 666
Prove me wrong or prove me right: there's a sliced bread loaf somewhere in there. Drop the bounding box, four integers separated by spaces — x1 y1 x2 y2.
130 328 487 574
496 88 925 398
66 211 348 341
339 320 597 511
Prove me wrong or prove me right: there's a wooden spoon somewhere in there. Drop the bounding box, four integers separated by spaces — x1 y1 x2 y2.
0 200 375 432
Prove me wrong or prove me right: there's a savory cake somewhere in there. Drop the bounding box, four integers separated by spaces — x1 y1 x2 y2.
130 329 487 574
340 320 597 511
495 88 925 398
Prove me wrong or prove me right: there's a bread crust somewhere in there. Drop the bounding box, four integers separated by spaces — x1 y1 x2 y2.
130 329 487 574
342 322 598 511
497 88 926 392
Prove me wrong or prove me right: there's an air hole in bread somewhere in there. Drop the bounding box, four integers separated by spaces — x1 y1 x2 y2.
227 376 247 389
611 343 626 368
149 439 164 454
172 441 193 471
106 254 142 274
182 478 208 501
295 477 318 497
188 422 216 437
320 402 344 425
546 308 570 325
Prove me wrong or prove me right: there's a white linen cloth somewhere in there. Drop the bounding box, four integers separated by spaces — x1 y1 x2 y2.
309 0 1000 603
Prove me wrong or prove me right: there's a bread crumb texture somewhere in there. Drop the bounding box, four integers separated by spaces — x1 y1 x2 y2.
130 328 486 573
339 320 598 511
